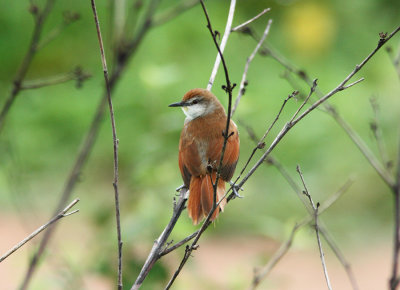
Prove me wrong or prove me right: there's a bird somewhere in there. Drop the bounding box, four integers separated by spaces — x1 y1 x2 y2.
169 88 240 225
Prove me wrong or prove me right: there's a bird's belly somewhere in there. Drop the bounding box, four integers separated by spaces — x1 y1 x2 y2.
195 139 211 173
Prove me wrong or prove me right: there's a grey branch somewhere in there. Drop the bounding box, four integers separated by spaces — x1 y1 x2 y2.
20 68 90 90
235 26 400 192
232 18 272 116
132 189 188 290
231 8 270 32
297 165 332 290
90 0 123 288
0 199 79 263
250 179 354 289
206 0 236 91
243 121 358 290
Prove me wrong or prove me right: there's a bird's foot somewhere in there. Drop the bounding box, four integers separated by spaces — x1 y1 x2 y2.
229 181 243 199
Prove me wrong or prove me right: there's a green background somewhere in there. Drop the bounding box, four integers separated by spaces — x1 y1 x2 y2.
0 0 399 289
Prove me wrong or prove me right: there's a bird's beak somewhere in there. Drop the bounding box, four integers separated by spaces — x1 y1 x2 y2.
168 101 185 107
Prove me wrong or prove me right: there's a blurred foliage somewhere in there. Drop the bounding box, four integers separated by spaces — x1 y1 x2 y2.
0 0 399 289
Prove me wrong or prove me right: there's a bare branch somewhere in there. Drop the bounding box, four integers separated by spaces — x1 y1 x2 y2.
132 189 188 290
20 67 91 90
242 122 359 289
250 179 354 289
319 227 359 290
389 129 400 290
232 18 272 116
206 0 236 90
235 26 400 191
289 79 318 123
234 91 297 186
250 224 300 290
90 0 123 288
297 165 332 290
370 97 392 171
231 8 270 32
36 11 81 50
159 230 200 257
0 199 79 263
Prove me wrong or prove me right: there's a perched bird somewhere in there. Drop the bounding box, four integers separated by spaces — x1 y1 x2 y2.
169 88 240 224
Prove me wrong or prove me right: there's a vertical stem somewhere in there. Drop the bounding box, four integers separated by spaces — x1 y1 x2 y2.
90 0 123 288
390 133 400 290
206 0 236 91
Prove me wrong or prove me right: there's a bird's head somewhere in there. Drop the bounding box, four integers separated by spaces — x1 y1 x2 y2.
169 88 223 120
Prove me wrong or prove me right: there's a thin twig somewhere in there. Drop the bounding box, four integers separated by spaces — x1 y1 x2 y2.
319 227 359 290
390 130 400 290
250 223 300 290
20 68 91 90
234 91 297 185
36 11 81 50
250 179 354 289
289 79 318 123
231 8 270 32
297 165 332 290
159 230 200 257
232 18 272 116
90 0 123 288
0 199 80 263
206 0 236 90
370 97 391 171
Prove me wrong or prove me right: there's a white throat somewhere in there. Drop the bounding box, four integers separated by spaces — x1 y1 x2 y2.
182 103 215 121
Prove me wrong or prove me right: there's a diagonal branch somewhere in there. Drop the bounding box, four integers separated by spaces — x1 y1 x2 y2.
131 189 188 290
20 67 91 90
232 18 272 116
231 8 270 32
235 26 400 192
0 199 79 264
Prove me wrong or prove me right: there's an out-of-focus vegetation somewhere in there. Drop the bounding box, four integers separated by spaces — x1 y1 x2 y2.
0 0 399 289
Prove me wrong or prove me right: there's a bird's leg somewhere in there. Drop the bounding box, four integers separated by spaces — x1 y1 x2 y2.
229 181 243 199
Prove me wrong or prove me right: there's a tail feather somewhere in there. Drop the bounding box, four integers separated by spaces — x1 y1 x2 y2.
188 177 202 225
187 173 227 225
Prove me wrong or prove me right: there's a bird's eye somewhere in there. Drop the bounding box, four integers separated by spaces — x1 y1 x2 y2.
192 100 198 105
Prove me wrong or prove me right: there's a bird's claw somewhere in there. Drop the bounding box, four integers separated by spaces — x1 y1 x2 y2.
229 181 243 199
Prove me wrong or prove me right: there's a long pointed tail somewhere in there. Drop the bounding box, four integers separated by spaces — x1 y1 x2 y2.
187 173 226 225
